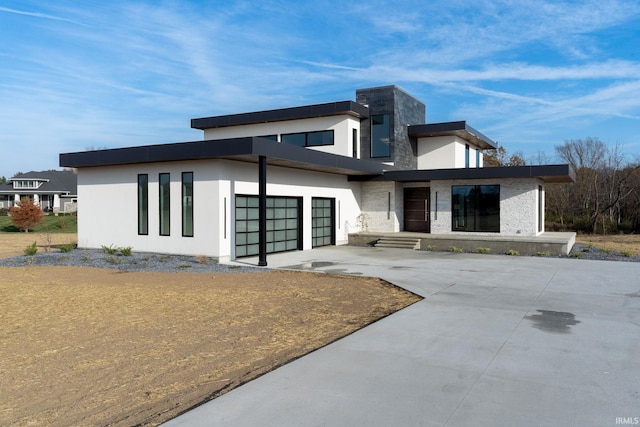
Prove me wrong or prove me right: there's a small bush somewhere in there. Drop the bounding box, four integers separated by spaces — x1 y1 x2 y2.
58 242 76 253
23 241 38 256
102 244 118 255
622 251 633 258
119 246 133 256
599 248 613 254
425 245 438 251
476 247 491 254
571 252 584 259
105 255 121 265
450 246 463 253
197 255 208 264
58 217 67 230
23 242 38 256
536 251 551 257
506 249 520 256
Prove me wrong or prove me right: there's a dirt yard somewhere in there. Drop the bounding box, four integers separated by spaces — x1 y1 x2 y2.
0 232 77 258
0 233 420 426
576 233 640 256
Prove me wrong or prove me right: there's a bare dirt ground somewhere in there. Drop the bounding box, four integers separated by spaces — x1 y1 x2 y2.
0 234 420 427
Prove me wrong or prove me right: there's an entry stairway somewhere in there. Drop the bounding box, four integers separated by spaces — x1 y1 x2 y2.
374 236 420 249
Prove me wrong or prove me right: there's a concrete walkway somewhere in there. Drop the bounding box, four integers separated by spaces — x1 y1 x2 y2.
163 247 640 427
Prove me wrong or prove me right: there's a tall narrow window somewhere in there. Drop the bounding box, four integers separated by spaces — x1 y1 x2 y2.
137 174 148 235
538 185 544 233
182 172 194 237
465 144 470 168
371 114 390 158
475 148 480 168
352 128 358 158
159 173 170 236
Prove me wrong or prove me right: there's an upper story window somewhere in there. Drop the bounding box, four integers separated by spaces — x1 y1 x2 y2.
281 130 334 147
259 135 278 141
13 180 42 189
465 144 470 168
371 114 390 158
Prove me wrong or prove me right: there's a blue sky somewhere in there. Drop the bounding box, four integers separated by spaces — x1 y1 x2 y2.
1 0 640 178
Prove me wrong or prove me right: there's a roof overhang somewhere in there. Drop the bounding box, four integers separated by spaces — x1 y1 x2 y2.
191 100 369 130
408 121 498 150
59 137 387 177
350 164 575 183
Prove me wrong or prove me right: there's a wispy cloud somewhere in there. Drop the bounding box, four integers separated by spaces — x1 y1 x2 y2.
0 5 85 25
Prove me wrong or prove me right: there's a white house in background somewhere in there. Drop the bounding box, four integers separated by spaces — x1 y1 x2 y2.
59 85 574 263
0 170 77 213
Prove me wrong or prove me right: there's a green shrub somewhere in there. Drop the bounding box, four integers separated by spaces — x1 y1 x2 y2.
476 247 491 254
450 246 463 253
58 242 76 253
536 251 551 257
506 249 520 256
622 251 633 258
425 245 438 251
23 241 38 256
571 252 584 259
105 255 121 265
119 246 133 256
102 244 118 255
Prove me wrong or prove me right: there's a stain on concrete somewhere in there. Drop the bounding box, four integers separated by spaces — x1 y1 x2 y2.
625 291 640 298
525 310 580 334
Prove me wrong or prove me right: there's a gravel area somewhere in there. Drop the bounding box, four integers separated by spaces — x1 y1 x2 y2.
568 242 640 262
0 248 265 273
0 242 637 272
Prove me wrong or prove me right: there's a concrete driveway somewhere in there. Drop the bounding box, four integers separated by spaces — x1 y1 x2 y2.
164 246 640 427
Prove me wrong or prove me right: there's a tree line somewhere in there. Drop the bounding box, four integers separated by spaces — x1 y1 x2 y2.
485 138 640 234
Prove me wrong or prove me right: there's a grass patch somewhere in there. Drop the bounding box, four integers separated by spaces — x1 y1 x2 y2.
449 246 463 253
0 215 77 233
506 249 520 256
476 247 491 254
536 251 551 257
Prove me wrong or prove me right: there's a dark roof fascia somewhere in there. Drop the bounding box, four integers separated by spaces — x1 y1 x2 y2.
59 137 387 176
408 121 498 149
350 164 575 183
191 101 369 130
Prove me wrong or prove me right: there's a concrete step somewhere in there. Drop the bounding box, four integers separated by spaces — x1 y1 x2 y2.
374 238 420 249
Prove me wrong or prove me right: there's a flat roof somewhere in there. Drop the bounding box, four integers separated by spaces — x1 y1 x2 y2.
59 137 387 176
408 121 498 149
191 100 369 130
350 164 575 183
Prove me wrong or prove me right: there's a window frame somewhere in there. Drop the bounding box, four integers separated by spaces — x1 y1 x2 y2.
281 130 334 147
137 174 148 235
451 184 500 233
159 173 171 236
182 172 194 237
371 114 391 158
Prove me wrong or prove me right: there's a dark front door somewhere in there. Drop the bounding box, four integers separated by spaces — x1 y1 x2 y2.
404 187 430 232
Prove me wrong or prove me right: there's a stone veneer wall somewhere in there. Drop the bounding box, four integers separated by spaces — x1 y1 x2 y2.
430 178 544 236
356 86 425 169
360 181 403 232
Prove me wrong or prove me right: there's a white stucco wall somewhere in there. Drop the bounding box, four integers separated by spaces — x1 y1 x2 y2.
76 159 362 260
202 116 361 158
429 178 544 236
417 136 481 169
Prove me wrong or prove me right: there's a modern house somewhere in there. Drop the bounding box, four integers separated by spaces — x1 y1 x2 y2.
0 170 77 214
59 85 575 263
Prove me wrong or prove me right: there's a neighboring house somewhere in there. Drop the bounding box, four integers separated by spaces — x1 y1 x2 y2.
0 170 78 214
59 85 574 262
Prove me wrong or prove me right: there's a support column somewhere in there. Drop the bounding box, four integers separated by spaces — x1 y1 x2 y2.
258 156 267 266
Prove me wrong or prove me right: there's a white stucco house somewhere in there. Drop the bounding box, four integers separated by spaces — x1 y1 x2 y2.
59 85 574 263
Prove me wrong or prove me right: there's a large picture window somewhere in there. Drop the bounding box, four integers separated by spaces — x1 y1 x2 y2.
182 172 193 237
137 174 148 235
371 114 390 158
159 173 170 236
452 185 500 232
281 130 333 147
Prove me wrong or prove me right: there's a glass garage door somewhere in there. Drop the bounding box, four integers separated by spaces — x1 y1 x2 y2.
235 195 301 257
312 197 335 248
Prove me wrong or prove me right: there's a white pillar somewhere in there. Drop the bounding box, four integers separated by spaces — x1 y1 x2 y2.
14 194 19 205
33 194 40 206
53 194 61 214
